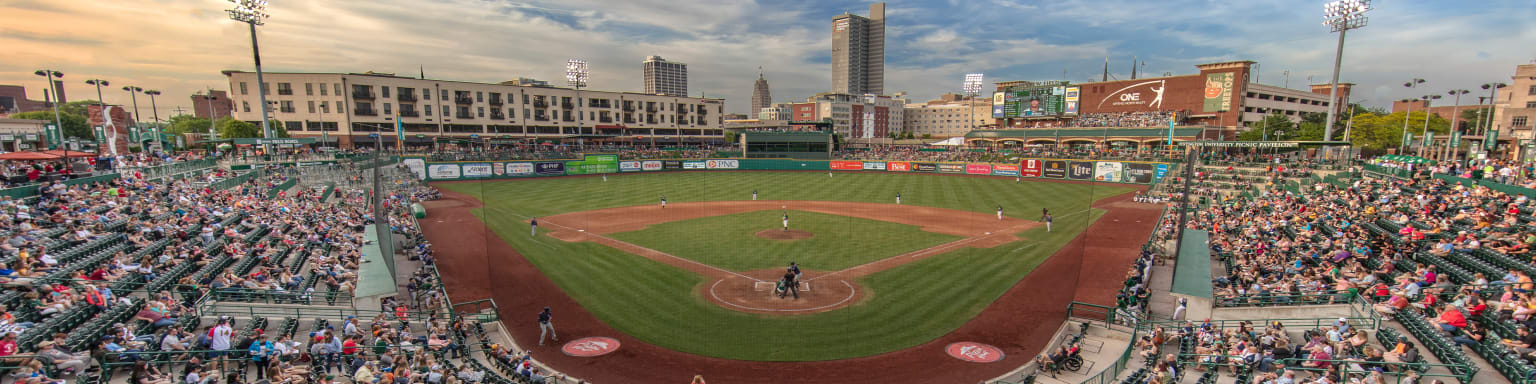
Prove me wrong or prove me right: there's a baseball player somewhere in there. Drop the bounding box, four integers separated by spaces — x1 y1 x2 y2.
753 189 758 201
997 205 1004 220
828 170 833 178
660 195 667 209
537 307 557 345
530 217 538 237
602 174 607 182
779 271 799 299
1044 213 1053 232
896 192 902 205
782 213 789 231
788 262 801 281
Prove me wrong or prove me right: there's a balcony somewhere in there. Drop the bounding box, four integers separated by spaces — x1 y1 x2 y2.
454 96 473 104
490 112 505 120
455 112 474 119
355 107 378 116
646 107 657 113
400 110 420 118
646 118 657 124
560 102 574 109
623 118 636 124
398 94 417 102
599 117 613 123
534 115 549 122
352 90 375 99
561 115 575 122
277 89 293 96
533 100 549 109
623 105 635 112
489 97 503 106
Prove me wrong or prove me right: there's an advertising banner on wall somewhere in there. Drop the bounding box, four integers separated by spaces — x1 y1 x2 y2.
706 159 739 169
462 163 493 178
992 92 1006 118
1042 160 1067 178
1067 161 1094 180
938 164 965 173
534 162 566 175
567 154 620 175
663 161 683 170
492 163 506 176
965 164 992 175
887 162 910 172
991 164 1020 176
683 161 707 169
1124 163 1156 184
1202 72 1234 112
428 164 461 180
912 163 937 172
642 161 663 171
1021 159 1043 177
1064 86 1080 115
403 158 426 180
1093 161 1123 182
862 162 887 170
1154 164 1169 181
507 162 535 176
830 161 864 170
619 161 642 172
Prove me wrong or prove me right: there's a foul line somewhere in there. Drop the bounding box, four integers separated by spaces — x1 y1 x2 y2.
537 219 762 282
806 236 990 282
709 279 857 312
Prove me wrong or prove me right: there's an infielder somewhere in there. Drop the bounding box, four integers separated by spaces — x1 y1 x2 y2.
660 195 667 209
1044 213 1053 232
782 213 789 231
997 205 1004 220
896 192 902 205
602 174 607 182
537 307 557 345
753 189 758 200
530 217 538 237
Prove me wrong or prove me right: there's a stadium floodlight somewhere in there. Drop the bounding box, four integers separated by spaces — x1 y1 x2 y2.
1418 94 1441 157
1398 78 1424 153
228 0 274 148
1319 0 1371 145
1480 83 1506 135
565 59 589 88
33 70 64 143
962 74 985 130
121 85 145 131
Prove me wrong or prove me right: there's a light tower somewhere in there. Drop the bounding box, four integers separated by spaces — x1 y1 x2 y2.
1321 0 1371 142
227 0 274 150
565 59 589 147
962 73 984 130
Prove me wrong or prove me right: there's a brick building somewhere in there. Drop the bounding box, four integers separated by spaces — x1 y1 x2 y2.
190 90 236 120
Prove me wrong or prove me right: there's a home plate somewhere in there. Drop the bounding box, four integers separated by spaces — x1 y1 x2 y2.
985 232 991 235
578 229 585 232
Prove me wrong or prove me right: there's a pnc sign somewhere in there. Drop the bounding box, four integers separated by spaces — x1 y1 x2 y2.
562 337 621 357
946 342 1005 363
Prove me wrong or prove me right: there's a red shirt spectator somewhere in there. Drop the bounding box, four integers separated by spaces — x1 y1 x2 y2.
1439 308 1467 328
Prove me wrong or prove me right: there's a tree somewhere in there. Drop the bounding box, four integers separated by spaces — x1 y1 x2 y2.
1458 107 1492 133
166 115 213 136
1346 111 1451 151
216 117 262 139
59 100 101 118
8 111 91 139
1237 113 1295 141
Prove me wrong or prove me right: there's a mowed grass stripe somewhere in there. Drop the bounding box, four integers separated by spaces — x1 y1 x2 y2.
609 210 961 271
441 172 1130 361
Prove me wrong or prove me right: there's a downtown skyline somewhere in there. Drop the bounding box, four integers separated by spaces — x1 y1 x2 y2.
1 0 1533 120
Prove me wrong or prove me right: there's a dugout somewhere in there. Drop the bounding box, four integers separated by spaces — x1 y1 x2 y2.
742 132 833 160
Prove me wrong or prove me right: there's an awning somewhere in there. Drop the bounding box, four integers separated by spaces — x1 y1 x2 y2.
0 151 62 160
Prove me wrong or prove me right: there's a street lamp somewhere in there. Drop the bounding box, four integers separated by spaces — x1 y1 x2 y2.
1321 0 1371 142
565 59 588 146
962 73 984 131
1398 78 1424 153
32 69 64 148
121 86 144 131
1418 94 1441 157
1480 83 1507 135
227 0 274 149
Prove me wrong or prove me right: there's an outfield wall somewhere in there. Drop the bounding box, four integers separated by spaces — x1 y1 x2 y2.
403 155 1171 185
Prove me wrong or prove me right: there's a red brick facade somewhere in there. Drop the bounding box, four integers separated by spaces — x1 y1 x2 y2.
192 90 235 120
87 105 134 155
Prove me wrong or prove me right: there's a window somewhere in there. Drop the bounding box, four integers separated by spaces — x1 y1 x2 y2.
319 83 327 96
442 105 450 116
334 83 341 96
285 121 302 132
476 92 483 102
441 90 449 100
508 108 515 119
1527 102 1536 109
239 82 249 95
307 101 316 113
242 101 251 112
422 89 430 100
477 107 484 117
1516 116 1530 128
1529 85 1536 96
305 83 314 96
424 105 432 116
320 101 329 113
383 103 392 115
262 82 270 95
382 86 391 98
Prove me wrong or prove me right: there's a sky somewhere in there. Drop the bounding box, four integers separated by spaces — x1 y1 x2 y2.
1 0 1534 120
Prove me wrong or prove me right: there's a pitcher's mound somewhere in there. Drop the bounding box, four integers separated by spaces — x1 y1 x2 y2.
755 229 814 240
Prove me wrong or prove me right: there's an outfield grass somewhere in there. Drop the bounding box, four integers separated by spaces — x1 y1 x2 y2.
439 172 1135 361
609 210 962 271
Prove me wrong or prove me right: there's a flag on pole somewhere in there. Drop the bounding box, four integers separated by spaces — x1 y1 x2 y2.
395 111 405 151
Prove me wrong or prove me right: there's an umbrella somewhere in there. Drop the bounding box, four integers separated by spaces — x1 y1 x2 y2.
0 151 62 161
39 149 95 158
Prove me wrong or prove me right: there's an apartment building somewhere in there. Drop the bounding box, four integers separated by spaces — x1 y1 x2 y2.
222 70 725 147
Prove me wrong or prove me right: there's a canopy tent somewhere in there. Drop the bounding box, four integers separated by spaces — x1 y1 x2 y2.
929 137 966 146
0 151 62 161
1375 155 1431 164
39 149 95 158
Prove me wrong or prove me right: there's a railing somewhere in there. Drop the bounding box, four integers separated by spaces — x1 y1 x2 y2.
131 158 219 182
993 302 1139 384
266 177 299 199
210 170 261 190
1177 355 1473 384
196 302 444 324
1361 163 1414 179
0 172 120 199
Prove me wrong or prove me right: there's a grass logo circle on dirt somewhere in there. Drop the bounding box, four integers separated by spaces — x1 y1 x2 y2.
945 342 1004 363
562 337 621 357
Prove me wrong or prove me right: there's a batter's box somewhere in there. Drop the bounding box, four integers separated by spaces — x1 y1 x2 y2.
754 282 811 291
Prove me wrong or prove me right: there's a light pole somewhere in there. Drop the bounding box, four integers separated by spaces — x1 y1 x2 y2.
85 79 109 152
227 0 274 151
1399 79 1424 153
565 59 588 147
1321 0 1371 142
1480 83 1507 135
200 90 218 148
962 73 984 131
122 86 144 151
1418 94 1441 157
33 69 64 148
145 90 163 151
1446 89 1469 160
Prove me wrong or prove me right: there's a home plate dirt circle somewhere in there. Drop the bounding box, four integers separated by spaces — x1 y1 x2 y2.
562 337 621 357
945 342 1006 363
703 269 862 315
754 229 814 240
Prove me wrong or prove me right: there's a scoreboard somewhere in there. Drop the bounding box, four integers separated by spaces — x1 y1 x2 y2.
993 82 1080 119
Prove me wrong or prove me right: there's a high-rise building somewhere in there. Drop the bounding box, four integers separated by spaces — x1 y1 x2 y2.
750 71 771 116
831 3 885 96
643 56 688 96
